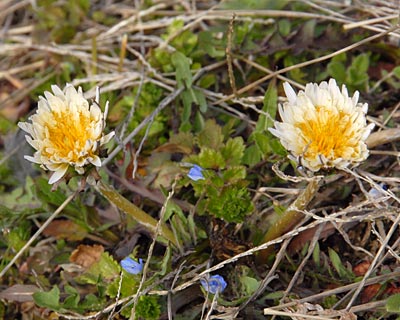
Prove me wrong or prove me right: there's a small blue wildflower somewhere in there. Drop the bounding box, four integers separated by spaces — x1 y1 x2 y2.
120 257 143 274
187 164 205 181
200 275 227 294
368 183 388 199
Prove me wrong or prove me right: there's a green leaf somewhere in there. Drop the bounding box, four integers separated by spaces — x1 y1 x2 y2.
164 200 182 221
135 296 161 320
220 0 289 10
62 285 80 309
347 53 369 88
327 53 347 83
197 148 225 169
351 53 370 73
193 110 205 132
208 186 254 223
107 273 138 298
198 73 216 89
269 137 287 156
313 241 320 268
33 286 61 311
327 61 346 83
193 88 208 113
198 31 225 58
284 56 307 82
171 51 193 88
77 252 120 285
159 245 172 276
243 145 262 166
171 29 198 56
240 276 260 295
278 19 291 37
169 131 195 151
5 220 31 252
197 119 224 150
80 293 103 310
328 248 353 280
222 166 246 182
264 291 285 300
393 66 400 78
171 212 191 246
221 137 245 165
253 132 271 155
256 81 278 132
34 177 85 217
181 92 192 123
180 121 192 132
386 293 400 313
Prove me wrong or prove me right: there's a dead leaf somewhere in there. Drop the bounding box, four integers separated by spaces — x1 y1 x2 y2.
19 245 55 274
0 285 39 302
155 143 192 154
361 284 381 304
384 284 400 295
353 261 371 276
70 244 104 269
43 220 88 241
0 79 30 122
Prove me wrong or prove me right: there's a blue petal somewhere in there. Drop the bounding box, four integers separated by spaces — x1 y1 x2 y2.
187 165 205 181
200 275 227 294
120 257 144 274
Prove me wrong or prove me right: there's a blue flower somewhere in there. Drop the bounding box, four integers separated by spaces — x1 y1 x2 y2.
200 275 227 294
368 183 388 199
120 257 143 274
187 164 205 181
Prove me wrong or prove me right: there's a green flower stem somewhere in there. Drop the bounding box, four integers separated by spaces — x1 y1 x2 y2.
96 179 178 247
257 178 320 263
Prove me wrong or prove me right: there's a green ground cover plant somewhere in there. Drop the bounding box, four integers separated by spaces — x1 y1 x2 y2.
1 0 400 319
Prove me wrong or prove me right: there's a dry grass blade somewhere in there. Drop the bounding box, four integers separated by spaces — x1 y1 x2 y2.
2 0 400 319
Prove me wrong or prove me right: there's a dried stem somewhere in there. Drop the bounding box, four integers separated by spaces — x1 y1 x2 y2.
95 179 178 248
257 177 321 263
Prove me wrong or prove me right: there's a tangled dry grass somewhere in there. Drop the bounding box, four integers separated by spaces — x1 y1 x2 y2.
1 0 400 319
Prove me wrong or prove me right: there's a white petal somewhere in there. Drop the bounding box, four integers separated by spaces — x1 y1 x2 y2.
51 84 64 97
24 155 41 164
18 122 33 135
48 164 69 184
75 166 85 174
283 82 297 104
90 155 102 167
100 131 115 145
95 86 100 104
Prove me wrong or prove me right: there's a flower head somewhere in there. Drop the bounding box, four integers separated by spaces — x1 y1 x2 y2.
120 257 144 274
187 164 205 181
269 79 374 172
368 183 388 200
18 84 114 184
200 275 227 294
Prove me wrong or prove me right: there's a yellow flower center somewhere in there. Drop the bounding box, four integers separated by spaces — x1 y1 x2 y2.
43 109 95 162
297 106 356 160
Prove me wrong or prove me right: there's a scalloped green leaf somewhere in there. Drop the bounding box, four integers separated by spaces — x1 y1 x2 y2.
386 293 400 313
221 137 245 165
197 148 225 169
197 120 224 150
222 166 246 182
33 286 60 311
77 252 120 285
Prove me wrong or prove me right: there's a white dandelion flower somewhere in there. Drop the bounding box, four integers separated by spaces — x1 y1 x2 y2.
269 79 374 172
18 84 115 184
